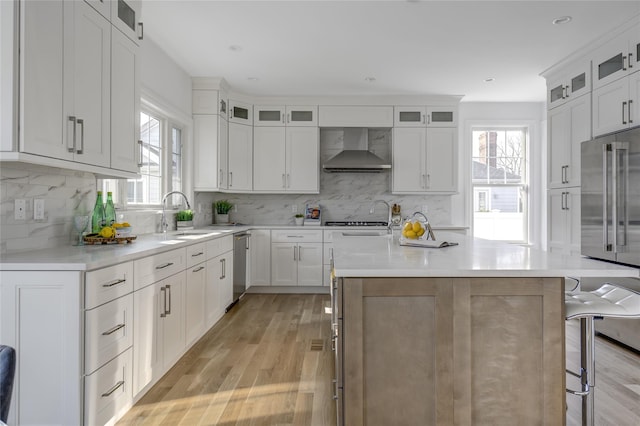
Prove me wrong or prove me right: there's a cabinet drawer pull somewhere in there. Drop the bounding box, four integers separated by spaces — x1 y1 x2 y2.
101 380 125 397
623 101 628 125
137 22 144 40
137 140 143 167
160 286 167 318
102 323 125 336
191 251 204 258
155 262 174 270
287 235 304 238
629 99 633 124
102 278 126 288
623 55 628 71
166 284 172 315
193 266 205 273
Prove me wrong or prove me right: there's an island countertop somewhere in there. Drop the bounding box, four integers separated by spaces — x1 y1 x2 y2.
331 231 640 278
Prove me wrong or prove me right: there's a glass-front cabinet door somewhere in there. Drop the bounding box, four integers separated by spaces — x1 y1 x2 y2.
426 106 457 127
394 107 426 127
254 106 285 126
111 0 142 44
286 106 317 127
229 100 253 125
592 25 638 90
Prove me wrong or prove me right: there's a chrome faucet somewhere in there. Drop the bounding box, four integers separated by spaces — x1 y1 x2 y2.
369 199 392 234
161 191 191 233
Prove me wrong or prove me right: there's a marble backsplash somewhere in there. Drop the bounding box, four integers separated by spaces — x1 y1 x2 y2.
194 128 453 227
1 128 454 254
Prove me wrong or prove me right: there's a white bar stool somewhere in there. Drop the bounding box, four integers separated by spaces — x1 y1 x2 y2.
565 283 640 426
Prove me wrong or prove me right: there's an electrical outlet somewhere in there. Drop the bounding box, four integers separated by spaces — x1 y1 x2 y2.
15 199 26 220
34 199 45 220
292 205 297 213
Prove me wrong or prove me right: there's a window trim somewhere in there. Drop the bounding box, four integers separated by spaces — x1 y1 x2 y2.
469 123 532 244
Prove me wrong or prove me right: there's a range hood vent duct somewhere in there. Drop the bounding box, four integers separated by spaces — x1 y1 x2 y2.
322 128 391 173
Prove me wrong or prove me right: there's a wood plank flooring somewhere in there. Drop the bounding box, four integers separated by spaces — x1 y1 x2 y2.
117 294 335 426
118 294 640 426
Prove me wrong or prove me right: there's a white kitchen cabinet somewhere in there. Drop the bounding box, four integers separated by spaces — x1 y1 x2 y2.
318 105 394 127
254 105 286 126
286 105 318 126
248 229 271 287
547 93 590 188
110 25 140 173
133 270 186 397
392 127 457 194
394 106 426 127
253 126 319 193
205 236 234 326
426 106 457 127
547 187 581 256
110 0 143 45
253 105 317 127
592 22 640 90
0 270 83 426
271 230 323 286
229 99 253 124
194 114 229 191
592 71 640 136
228 122 253 191
185 243 207 347
546 58 591 109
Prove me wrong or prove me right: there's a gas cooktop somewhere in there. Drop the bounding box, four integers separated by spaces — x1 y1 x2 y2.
324 221 388 227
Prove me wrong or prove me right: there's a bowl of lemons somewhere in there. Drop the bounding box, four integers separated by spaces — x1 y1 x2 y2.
400 212 435 244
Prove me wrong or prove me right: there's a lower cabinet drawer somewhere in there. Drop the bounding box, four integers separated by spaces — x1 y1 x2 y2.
85 294 134 374
85 347 133 426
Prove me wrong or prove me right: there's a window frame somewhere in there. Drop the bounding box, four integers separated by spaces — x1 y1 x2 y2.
470 125 531 244
99 96 191 211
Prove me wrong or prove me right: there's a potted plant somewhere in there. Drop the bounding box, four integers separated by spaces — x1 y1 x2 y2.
295 213 304 226
176 209 194 229
214 200 233 224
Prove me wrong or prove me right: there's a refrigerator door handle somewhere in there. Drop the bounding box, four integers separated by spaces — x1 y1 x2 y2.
603 144 611 251
613 142 629 251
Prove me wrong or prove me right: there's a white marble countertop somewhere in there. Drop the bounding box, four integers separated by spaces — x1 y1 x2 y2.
331 231 640 278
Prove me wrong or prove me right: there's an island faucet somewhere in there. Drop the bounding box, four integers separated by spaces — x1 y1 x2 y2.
161 191 191 233
369 199 392 234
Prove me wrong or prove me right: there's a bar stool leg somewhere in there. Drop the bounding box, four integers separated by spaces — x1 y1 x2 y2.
580 317 596 426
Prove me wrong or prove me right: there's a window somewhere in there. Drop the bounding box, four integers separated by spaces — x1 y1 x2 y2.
100 102 184 208
471 127 528 243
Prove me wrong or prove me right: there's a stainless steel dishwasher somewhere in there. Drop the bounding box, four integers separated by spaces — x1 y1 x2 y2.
227 232 250 312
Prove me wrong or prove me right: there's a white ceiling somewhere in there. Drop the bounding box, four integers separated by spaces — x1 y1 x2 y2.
141 1 640 102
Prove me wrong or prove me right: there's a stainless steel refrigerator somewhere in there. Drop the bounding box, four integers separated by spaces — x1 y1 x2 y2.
581 127 640 267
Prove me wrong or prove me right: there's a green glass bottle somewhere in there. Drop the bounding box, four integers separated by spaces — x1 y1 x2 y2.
104 192 116 227
91 191 105 233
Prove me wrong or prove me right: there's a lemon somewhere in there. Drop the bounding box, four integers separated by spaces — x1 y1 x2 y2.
404 230 417 239
99 226 115 238
416 228 425 237
412 221 423 233
403 222 413 232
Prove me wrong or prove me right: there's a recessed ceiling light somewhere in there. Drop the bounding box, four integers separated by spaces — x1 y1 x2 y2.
552 16 572 25
364 77 376 83
484 77 495 83
229 45 243 52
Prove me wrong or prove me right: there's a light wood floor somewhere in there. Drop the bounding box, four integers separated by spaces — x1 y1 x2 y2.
117 294 335 426
118 294 640 426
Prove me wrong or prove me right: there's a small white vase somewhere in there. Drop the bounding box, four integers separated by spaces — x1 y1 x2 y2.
295 217 304 226
216 213 230 224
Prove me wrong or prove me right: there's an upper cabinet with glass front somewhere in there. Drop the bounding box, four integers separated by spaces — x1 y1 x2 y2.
253 106 317 127
592 22 640 90
229 100 253 125
111 0 143 44
546 58 591 109
394 106 457 127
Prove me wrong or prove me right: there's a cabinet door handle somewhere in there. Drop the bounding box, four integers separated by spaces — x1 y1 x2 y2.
193 266 205 273
76 118 84 154
623 101 628 125
427 114 431 124
229 171 233 187
623 55 628 71
282 174 286 188
629 99 633 124
102 278 126 288
137 22 144 40
155 262 174 270
219 169 224 185
287 113 291 123
293 246 297 261
220 258 225 279
102 323 125 336
137 140 144 167
565 85 570 98
422 113 426 124
282 113 285 124
67 116 77 152
191 251 204 258
101 380 125 398
629 53 634 69
426 174 430 188
166 284 171 315
286 173 290 188
160 286 167 318
298 246 302 261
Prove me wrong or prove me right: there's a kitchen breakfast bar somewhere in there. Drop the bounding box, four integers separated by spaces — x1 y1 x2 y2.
330 232 639 426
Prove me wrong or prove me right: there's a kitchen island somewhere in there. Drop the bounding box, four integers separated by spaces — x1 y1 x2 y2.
330 232 639 426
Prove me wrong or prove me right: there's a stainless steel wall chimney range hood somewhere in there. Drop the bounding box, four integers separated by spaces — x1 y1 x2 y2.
322 128 391 173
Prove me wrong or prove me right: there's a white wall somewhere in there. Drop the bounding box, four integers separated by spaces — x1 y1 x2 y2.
456 102 546 249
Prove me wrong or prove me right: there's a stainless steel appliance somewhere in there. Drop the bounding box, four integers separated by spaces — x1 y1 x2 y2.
581 127 640 267
228 233 250 312
325 221 388 227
